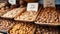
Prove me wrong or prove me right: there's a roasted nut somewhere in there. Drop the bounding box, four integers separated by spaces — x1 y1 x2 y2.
37 7 60 25
36 26 59 34
2 7 26 18
9 22 35 34
15 11 38 21
0 19 15 31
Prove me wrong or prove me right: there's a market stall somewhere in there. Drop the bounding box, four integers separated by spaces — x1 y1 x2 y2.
0 0 60 34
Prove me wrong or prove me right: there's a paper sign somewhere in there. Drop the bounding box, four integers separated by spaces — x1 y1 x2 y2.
43 0 55 7
8 0 16 5
27 3 38 12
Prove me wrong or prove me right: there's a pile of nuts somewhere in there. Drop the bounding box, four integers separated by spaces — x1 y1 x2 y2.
15 11 38 21
37 7 60 25
2 7 26 18
0 18 15 31
0 7 10 16
36 26 59 34
9 22 35 34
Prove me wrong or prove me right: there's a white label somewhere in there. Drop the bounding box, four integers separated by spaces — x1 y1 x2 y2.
43 0 55 7
8 0 16 5
27 3 38 12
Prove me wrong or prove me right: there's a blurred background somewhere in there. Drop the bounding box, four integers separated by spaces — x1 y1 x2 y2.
0 0 60 9
39 0 60 5
0 0 60 5
38 0 60 9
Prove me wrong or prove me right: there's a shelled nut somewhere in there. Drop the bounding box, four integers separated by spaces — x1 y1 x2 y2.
36 26 59 34
36 7 60 25
2 7 26 18
15 11 38 21
9 22 35 34
0 18 15 31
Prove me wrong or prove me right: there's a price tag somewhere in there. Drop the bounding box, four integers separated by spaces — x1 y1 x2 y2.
27 3 38 12
43 0 55 7
8 0 16 5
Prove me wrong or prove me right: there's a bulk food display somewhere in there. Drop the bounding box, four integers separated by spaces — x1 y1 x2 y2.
15 11 39 22
0 18 15 31
35 7 60 25
0 0 60 34
35 25 59 34
9 22 35 34
1 7 26 18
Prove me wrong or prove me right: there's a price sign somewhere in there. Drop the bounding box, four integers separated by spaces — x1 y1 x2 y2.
8 0 16 5
27 3 38 12
43 0 55 7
